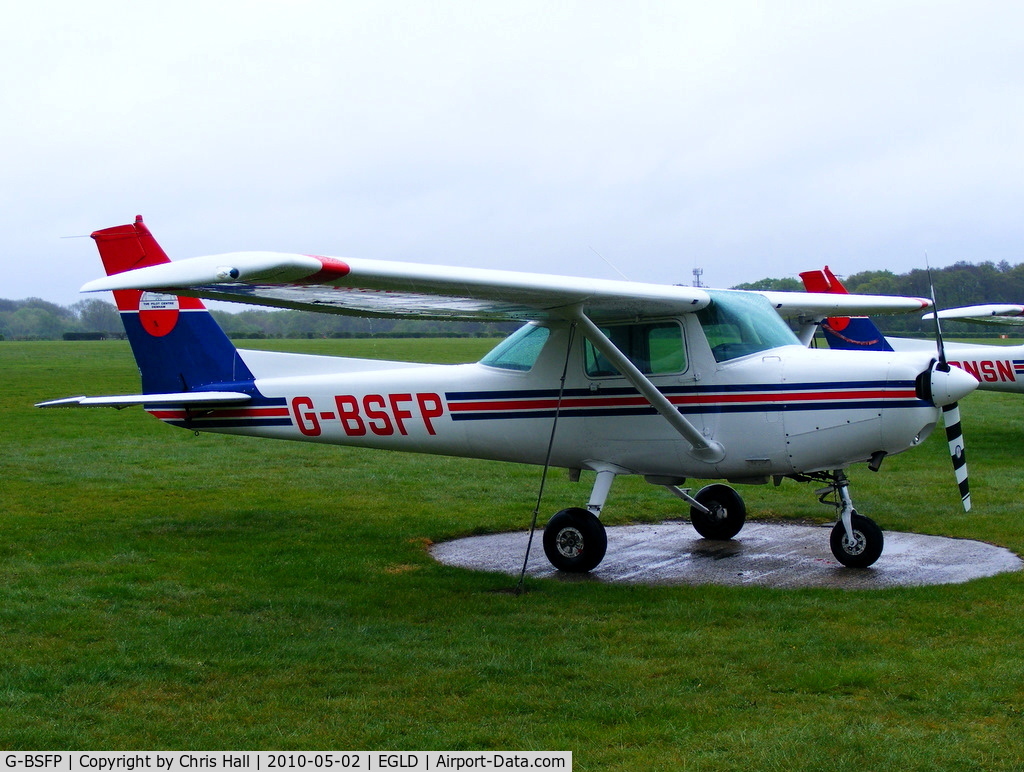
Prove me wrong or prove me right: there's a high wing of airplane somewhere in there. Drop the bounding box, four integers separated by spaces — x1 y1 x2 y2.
39 218 978 572
925 304 1024 326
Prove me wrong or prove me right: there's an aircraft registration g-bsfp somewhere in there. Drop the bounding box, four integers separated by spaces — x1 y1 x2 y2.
39 217 979 571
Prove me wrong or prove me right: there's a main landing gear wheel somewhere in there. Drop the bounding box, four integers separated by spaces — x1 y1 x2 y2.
543 507 607 573
830 513 884 568
690 484 746 540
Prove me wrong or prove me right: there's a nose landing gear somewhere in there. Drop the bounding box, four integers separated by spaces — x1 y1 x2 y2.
815 470 884 568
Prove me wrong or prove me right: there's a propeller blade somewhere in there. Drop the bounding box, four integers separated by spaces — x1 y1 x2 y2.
926 263 948 368
925 259 971 512
942 402 971 511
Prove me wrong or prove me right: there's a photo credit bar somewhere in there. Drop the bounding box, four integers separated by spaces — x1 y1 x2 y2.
2 753 572 772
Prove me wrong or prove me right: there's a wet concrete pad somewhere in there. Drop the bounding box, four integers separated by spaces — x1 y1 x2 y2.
431 522 1022 589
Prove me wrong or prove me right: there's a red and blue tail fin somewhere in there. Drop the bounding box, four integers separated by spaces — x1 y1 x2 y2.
799 266 894 352
92 216 256 395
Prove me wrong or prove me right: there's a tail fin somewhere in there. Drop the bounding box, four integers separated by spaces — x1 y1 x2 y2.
92 216 255 394
799 266 894 352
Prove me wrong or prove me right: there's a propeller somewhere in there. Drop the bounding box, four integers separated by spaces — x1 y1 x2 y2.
943 402 971 511
919 265 974 511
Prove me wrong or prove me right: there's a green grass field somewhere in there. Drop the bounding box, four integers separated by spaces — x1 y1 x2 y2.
3 339 1024 768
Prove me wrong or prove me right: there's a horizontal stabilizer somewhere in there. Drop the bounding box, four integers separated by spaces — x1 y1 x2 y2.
36 392 252 409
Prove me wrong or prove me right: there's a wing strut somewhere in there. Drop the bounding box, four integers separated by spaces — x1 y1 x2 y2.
571 310 726 464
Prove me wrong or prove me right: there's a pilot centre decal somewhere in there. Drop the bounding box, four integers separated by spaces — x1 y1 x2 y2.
138 292 181 337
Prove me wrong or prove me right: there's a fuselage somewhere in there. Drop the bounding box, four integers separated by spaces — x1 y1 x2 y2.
148 315 944 482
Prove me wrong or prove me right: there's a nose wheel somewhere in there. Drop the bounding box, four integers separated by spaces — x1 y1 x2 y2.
829 512 884 568
816 470 885 568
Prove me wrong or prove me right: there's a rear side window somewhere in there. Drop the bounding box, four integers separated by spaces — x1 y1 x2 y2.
585 322 686 377
480 324 550 371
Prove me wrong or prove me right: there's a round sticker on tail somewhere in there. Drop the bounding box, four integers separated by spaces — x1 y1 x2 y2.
138 292 180 337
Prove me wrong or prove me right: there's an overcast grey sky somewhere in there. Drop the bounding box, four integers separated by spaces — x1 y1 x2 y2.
4 1 1023 305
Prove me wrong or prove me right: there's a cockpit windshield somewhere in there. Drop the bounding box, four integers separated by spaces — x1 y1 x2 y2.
696 290 800 362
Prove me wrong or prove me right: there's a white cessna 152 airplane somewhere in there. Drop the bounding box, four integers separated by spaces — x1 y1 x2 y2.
39 218 979 571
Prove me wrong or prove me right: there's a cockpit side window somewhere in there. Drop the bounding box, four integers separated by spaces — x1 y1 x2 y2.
480 323 551 371
697 290 800 362
584 321 686 378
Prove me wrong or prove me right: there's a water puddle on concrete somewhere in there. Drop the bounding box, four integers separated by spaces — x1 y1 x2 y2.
431 522 1022 589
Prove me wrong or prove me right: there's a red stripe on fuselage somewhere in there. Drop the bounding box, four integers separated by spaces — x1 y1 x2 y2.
448 389 917 413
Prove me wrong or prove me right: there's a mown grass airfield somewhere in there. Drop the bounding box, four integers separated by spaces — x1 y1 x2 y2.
4 338 1024 768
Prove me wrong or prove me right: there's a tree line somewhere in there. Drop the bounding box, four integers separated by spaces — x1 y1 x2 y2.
3 259 1023 340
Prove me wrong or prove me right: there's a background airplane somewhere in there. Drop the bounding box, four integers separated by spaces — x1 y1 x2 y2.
39 218 978 571
801 266 1024 396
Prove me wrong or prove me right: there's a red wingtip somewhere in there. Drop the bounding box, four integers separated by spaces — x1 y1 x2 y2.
301 255 351 283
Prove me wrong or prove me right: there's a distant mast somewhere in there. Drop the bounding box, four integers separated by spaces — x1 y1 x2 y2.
692 267 704 288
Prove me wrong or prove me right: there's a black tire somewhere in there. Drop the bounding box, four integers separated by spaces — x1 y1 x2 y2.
830 513 884 568
543 507 608 573
690 484 746 540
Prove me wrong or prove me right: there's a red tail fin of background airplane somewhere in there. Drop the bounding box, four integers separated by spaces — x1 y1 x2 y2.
799 266 894 352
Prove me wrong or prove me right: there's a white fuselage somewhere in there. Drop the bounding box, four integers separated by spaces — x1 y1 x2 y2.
148 318 944 482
